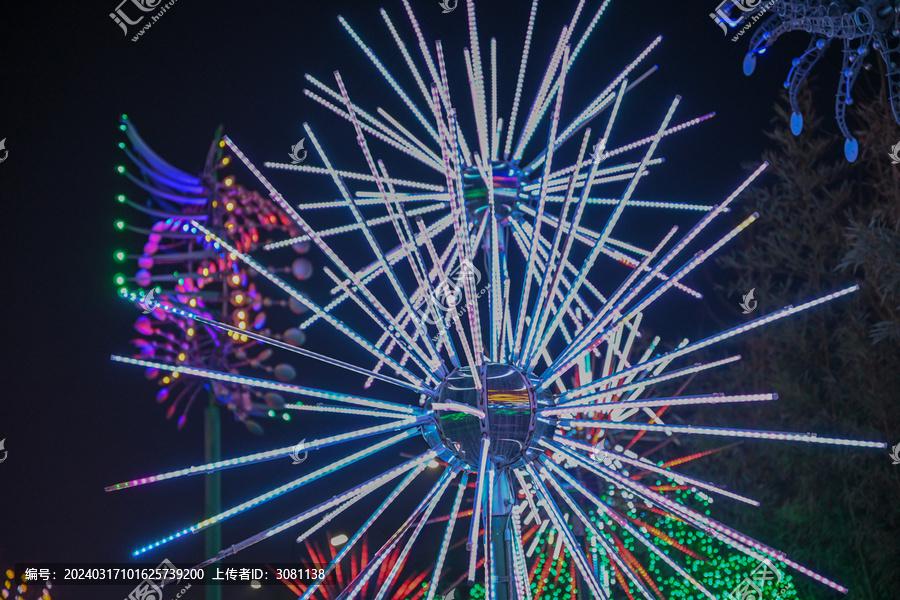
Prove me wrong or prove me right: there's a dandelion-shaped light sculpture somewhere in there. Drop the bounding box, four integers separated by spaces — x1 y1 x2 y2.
109 2 886 598
114 117 313 431
279 534 432 600
734 0 900 161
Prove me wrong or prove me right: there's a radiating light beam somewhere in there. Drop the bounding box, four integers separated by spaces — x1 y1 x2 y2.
107 418 426 492
130 430 418 556
338 461 460 600
111 356 422 415
558 421 886 449
522 462 610 600
190 219 431 387
468 437 491 582
424 473 469 600
543 457 716 599
545 439 850 593
553 285 859 400
118 290 432 396
371 466 461 600
538 460 659 600
194 450 438 568
542 392 776 416
555 435 761 506
431 402 487 419
298 461 431 600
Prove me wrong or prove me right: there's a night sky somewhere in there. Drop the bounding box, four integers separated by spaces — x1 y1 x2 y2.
1 1 839 599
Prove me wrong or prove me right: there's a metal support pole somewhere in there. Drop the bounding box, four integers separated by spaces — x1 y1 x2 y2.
204 125 225 600
205 396 222 600
572 517 586 600
490 470 516 600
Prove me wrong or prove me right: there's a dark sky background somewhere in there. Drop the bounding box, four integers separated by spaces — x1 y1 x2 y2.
0 1 841 599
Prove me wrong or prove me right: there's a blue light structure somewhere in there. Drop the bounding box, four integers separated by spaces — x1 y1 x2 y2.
110 1 886 598
738 0 900 161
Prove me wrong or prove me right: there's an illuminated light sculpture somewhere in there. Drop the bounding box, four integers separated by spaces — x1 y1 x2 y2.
114 116 314 431
457 488 801 600
734 0 900 161
1 568 52 600
278 535 433 600
109 1 885 598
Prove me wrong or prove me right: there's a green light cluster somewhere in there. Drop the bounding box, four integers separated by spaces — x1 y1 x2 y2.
398 487 799 599
584 486 799 599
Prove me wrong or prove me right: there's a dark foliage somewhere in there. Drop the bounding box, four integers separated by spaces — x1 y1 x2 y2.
690 80 900 600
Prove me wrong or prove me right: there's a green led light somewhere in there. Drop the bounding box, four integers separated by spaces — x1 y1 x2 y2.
118 142 125 149
115 274 126 285
267 410 275 417
115 220 125 230
282 413 291 421
117 194 126 203
116 165 125 173
114 251 126 262
119 124 127 131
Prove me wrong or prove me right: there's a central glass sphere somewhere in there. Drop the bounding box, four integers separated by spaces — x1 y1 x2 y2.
462 161 531 224
428 362 552 470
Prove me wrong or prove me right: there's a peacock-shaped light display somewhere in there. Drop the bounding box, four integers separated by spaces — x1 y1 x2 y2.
731 0 900 161
109 1 885 598
113 116 314 431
